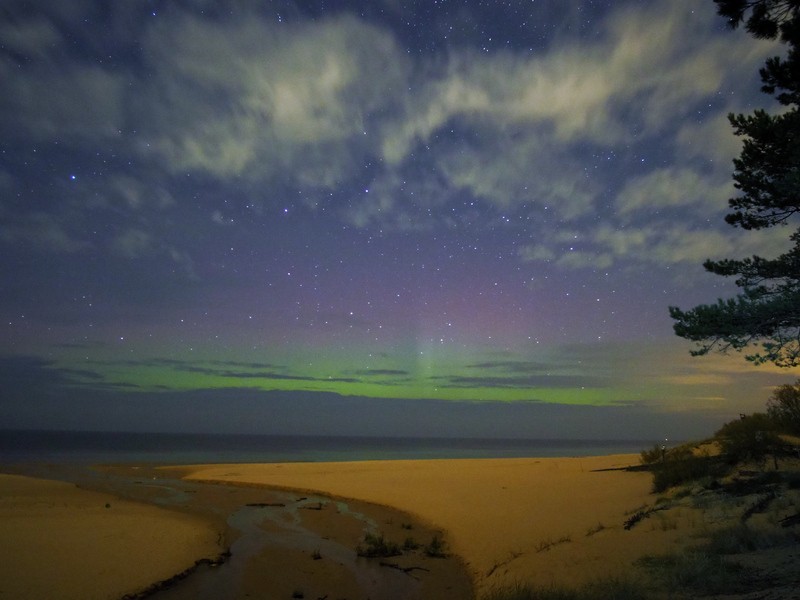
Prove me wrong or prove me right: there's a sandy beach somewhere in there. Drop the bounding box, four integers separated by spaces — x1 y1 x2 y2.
8 453 796 598
180 454 668 594
1 455 654 599
0 473 223 600
0 465 474 600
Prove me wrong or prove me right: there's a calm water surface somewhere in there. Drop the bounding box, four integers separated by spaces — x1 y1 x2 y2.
0 429 655 464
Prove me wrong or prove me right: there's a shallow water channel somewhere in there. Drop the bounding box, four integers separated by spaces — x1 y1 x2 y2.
152 490 421 600
9 463 432 599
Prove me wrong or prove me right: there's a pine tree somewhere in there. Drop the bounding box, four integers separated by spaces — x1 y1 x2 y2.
670 1 800 367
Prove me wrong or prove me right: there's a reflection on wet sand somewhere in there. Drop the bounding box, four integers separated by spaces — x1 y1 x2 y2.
1 463 473 600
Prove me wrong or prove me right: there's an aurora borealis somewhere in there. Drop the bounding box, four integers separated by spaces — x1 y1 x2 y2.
2 0 797 439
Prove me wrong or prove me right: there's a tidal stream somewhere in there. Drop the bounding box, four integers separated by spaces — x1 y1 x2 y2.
152 491 421 600
4 463 459 599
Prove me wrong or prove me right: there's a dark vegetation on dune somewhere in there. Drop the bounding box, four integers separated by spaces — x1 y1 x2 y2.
483 381 800 600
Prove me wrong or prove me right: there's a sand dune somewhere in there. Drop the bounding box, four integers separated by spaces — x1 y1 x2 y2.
0 473 223 600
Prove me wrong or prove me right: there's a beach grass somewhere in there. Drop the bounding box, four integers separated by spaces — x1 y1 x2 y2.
355 532 402 558
424 533 448 557
481 577 647 600
636 550 755 596
702 522 796 554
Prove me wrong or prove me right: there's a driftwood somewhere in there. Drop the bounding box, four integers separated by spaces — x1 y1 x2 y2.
623 505 667 530
779 512 800 528
741 491 777 523
378 561 430 578
120 550 231 599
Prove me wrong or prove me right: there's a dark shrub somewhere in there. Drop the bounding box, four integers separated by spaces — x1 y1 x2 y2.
766 379 800 435
715 413 781 464
640 444 665 465
650 455 728 493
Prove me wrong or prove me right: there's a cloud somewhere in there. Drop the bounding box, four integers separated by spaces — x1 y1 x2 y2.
0 212 90 253
517 245 556 263
112 229 155 259
178 364 361 384
344 170 454 230
0 15 62 60
109 227 196 278
350 369 411 377
381 0 769 159
466 360 558 373
675 111 745 165
518 225 728 271
436 373 610 390
592 226 649 257
0 355 106 395
518 202 790 273
98 358 363 385
0 355 72 387
615 168 730 219
434 129 600 219
631 226 788 267
102 176 176 212
649 227 737 264
0 58 125 141
538 340 798 415
379 41 624 163
352 0 775 231
440 355 613 390
663 373 733 387
142 13 408 187
0 1 784 271
380 69 493 165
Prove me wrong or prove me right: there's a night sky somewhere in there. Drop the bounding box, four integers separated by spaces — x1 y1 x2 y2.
2 0 797 440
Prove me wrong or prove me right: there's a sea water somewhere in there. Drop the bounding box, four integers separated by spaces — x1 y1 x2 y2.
0 430 655 464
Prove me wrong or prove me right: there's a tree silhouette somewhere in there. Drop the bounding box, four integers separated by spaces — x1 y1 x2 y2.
669 0 800 367
766 378 800 433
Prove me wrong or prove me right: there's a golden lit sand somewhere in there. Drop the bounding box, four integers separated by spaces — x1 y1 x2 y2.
8 456 795 598
182 454 676 593
0 473 223 600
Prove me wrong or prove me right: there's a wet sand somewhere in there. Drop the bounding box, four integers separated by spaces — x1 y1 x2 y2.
135 477 473 600
181 454 667 594
1 465 472 600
